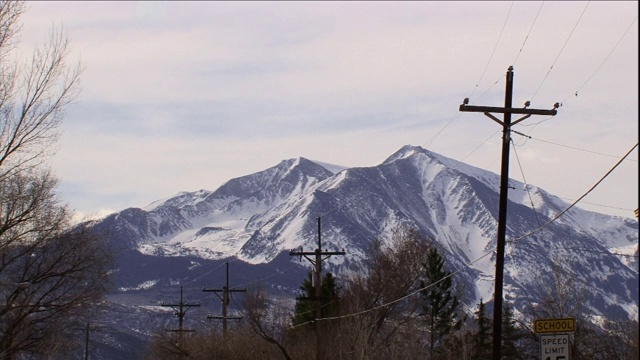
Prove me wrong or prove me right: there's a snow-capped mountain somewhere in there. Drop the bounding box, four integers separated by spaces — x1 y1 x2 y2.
91 145 638 323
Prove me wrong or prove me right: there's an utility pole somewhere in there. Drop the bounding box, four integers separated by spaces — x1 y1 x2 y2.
72 320 110 360
85 321 90 360
203 261 246 338
161 285 200 345
289 217 345 360
459 66 558 360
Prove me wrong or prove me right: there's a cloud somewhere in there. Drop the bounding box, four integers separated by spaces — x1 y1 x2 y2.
18 1 638 218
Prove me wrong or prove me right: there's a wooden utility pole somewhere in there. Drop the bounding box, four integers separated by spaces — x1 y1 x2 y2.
289 217 345 360
85 321 90 360
203 261 246 338
162 285 200 345
72 320 111 360
459 66 558 360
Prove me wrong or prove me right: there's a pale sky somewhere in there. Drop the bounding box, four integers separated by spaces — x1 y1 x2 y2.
18 1 639 220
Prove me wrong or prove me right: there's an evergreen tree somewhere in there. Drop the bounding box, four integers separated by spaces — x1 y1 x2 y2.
293 271 340 326
473 298 492 360
420 248 461 359
501 303 524 359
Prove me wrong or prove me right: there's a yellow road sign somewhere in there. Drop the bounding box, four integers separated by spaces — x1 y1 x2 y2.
535 318 575 333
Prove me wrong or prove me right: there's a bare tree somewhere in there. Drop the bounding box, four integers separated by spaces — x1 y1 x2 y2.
522 257 599 359
1 224 112 358
0 2 110 359
332 227 433 359
0 0 82 180
244 287 295 360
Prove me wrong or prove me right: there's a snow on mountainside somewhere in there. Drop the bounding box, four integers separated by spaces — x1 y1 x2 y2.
91 145 638 321
101 157 334 259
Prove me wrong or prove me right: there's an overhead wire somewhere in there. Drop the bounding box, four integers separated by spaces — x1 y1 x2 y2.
553 198 635 212
529 1 590 102
509 142 638 243
287 247 495 327
511 139 544 231
512 2 545 66
180 257 239 287
471 6 636 159
560 14 638 104
471 1 543 104
461 1 545 164
460 129 500 162
514 10 636 135
233 261 300 289
514 132 638 162
467 1 514 102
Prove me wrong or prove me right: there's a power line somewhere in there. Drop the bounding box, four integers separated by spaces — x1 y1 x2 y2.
468 1 514 101
512 131 638 162
512 1 545 66
460 129 500 162
304 246 494 325
562 15 638 103
511 139 544 231
530 1 590 101
468 12 637 159
510 142 638 243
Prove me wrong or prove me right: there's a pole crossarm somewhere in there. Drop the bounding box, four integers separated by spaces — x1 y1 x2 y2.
167 329 196 333
202 288 247 294
289 250 346 257
459 104 558 116
206 315 243 320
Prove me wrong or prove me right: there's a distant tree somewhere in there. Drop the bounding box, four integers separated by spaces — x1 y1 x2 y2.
420 247 461 359
472 298 492 360
501 302 525 359
598 319 640 360
293 271 340 326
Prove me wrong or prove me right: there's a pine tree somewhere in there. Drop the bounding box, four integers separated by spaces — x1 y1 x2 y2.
420 248 461 359
473 298 492 360
293 271 340 326
501 303 523 359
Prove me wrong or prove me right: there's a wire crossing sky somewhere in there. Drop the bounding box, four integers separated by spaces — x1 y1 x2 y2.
17 1 639 220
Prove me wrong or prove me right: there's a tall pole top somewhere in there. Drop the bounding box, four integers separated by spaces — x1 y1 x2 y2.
317 217 322 251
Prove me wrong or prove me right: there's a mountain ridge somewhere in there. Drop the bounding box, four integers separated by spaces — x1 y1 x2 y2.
89 144 638 323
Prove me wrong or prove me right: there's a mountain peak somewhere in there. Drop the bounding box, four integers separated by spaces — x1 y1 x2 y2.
382 144 433 164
